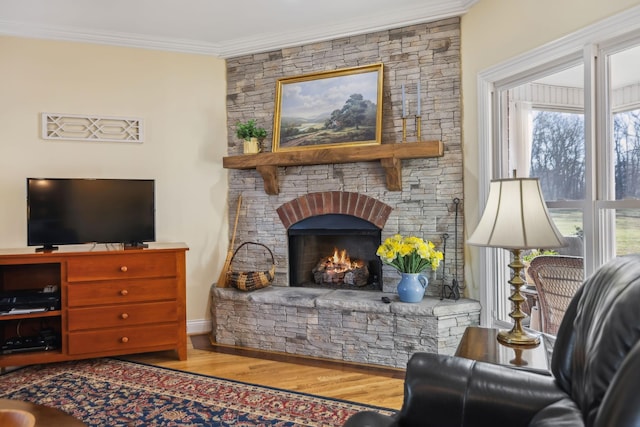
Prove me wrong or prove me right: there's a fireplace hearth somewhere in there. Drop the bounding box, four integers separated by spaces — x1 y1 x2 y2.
288 214 382 290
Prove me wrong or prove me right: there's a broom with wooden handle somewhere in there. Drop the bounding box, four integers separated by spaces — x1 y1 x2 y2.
217 195 242 287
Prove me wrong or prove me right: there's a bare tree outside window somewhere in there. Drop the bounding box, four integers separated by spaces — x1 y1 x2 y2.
530 111 585 201
613 109 640 199
530 109 640 202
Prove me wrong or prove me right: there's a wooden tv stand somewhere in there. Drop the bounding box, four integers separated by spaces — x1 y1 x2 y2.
0 243 188 367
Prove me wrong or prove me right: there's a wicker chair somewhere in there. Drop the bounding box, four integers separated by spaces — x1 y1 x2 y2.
528 255 584 336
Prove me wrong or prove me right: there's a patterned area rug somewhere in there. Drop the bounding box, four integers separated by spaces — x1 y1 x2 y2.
0 358 395 426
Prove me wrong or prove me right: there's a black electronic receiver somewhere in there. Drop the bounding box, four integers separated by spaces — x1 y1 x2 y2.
0 335 56 354
1 331 58 355
0 307 47 315
0 291 61 314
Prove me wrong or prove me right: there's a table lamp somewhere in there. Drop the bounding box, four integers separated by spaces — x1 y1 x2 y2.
468 176 564 346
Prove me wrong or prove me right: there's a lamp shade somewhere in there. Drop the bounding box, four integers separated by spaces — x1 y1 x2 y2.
467 177 564 250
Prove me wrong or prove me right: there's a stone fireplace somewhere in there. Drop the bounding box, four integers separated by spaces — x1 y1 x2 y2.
211 17 481 368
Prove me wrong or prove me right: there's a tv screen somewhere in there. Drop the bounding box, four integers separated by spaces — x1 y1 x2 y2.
27 178 155 250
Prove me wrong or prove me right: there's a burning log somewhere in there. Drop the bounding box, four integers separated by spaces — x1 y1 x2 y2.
312 248 370 287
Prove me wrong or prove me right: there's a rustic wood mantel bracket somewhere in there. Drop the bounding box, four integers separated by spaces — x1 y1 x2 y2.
222 141 444 195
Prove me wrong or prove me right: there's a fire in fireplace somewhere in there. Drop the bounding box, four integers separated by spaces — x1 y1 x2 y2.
312 248 369 286
288 214 382 290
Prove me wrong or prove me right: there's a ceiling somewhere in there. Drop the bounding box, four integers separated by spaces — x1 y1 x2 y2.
0 0 479 58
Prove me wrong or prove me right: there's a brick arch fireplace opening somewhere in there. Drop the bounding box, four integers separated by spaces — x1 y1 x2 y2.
277 191 392 290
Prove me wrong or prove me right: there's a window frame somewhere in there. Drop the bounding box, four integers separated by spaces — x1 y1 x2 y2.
475 8 640 328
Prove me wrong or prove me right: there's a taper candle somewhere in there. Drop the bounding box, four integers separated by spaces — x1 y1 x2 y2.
402 84 406 118
417 81 421 116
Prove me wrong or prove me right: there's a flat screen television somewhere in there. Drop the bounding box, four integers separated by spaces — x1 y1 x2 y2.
27 178 155 251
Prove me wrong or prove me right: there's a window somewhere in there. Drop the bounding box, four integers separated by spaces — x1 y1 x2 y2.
476 13 640 328
613 109 640 200
531 110 585 201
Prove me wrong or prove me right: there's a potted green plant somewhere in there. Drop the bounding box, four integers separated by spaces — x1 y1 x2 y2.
235 120 267 154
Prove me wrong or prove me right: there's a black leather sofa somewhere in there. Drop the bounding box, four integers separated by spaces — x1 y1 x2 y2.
344 254 640 427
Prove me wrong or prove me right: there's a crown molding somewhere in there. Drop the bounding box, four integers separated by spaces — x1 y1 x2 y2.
0 19 222 55
218 0 477 58
0 0 477 58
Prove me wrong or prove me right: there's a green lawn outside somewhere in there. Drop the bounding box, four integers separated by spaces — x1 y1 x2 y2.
614 211 640 255
549 209 640 255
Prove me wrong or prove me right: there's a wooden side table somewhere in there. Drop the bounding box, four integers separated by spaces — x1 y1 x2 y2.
455 326 549 371
0 400 86 427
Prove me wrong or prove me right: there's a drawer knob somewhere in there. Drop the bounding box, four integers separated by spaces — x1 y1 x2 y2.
121 337 129 343
120 289 129 296
121 313 129 319
120 266 128 272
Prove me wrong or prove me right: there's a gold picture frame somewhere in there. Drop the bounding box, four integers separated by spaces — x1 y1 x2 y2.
272 63 383 152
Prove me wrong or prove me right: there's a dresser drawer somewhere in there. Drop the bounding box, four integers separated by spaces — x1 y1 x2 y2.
67 278 177 307
68 301 178 331
67 324 180 355
67 252 177 282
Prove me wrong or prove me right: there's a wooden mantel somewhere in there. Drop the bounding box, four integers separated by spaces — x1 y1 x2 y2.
223 140 444 195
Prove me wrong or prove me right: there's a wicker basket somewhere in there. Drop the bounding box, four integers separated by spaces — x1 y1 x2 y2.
227 242 275 291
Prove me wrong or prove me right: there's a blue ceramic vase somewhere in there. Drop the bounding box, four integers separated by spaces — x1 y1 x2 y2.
397 272 429 303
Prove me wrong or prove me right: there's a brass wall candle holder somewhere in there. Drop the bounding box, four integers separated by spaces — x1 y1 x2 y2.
402 117 407 142
401 115 422 143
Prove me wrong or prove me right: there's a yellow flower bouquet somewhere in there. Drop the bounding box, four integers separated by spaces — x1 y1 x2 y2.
376 234 444 274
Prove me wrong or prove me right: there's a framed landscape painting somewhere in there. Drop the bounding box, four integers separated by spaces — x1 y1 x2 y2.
272 63 383 152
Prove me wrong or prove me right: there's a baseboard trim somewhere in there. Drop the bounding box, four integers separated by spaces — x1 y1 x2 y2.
187 319 212 335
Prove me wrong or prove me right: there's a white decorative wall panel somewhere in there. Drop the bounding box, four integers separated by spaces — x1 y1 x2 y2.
42 113 144 143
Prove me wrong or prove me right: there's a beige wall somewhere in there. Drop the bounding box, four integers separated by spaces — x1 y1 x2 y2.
461 0 640 298
0 36 228 331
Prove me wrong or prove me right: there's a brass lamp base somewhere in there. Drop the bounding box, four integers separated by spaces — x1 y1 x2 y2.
499 248 541 347
497 328 540 347
509 347 529 366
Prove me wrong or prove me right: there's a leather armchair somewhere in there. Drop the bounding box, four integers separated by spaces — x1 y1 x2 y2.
344 255 640 427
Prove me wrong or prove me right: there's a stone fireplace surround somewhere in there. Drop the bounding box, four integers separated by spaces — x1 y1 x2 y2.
212 191 481 368
211 17 481 368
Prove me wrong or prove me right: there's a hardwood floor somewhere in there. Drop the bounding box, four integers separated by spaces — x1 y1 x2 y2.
123 335 405 410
